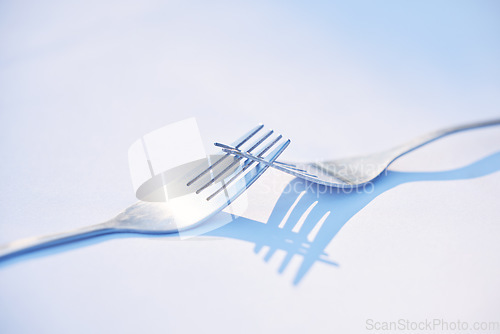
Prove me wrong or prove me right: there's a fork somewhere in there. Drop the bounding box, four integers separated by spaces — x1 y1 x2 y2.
0 126 290 260
218 118 500 188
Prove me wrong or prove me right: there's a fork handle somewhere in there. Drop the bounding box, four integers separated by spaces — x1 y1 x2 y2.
389 118 500 161
0 220 118 260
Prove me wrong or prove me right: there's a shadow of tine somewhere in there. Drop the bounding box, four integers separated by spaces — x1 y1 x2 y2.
3 148 499 286
206 150 500 286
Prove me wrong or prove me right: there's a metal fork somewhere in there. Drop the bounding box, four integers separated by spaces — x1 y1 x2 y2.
0 125 290 260
217 118 500 188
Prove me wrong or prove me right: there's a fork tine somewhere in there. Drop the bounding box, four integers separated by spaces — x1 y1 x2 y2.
215 141 305 169
216 144 318 178
234 124 264 149
224 149 317 177
206 139 290 201
238 134 282 170
256 134 282 157
245 129 274 152
213 143 234 150
195 158 241 194
273 161 296 167
193 129 275 194
205 135 285 200
186 124 264 186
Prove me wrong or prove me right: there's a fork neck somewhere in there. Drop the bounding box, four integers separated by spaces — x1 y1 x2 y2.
387 118 500 163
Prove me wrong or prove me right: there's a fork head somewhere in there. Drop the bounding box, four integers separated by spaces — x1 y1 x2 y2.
185 124 290 202
119 124 290 233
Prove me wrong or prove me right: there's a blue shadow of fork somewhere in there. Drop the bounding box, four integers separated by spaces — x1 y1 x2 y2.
205 150 500 285
1 151 500 286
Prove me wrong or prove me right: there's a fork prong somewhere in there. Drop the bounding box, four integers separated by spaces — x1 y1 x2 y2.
245 130 274 153
214 142 234 150
217 144 318 178
256 134 282 157
193 129 274 193
215 142 302 170
216 143 318 178
234 124 264 149
240 133 283 170
273 161 296 168
236 133 282 170
195 158 241 194
206 139 290 201
205 164 250 201
186 124 264 186
186 153 233 186
206 135 286 199
235 135 283 171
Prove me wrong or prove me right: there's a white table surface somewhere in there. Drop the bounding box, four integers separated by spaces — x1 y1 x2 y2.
1 1 499 333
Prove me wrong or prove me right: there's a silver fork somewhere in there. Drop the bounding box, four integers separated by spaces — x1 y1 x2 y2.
0 126 290 260
218 118 500 188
